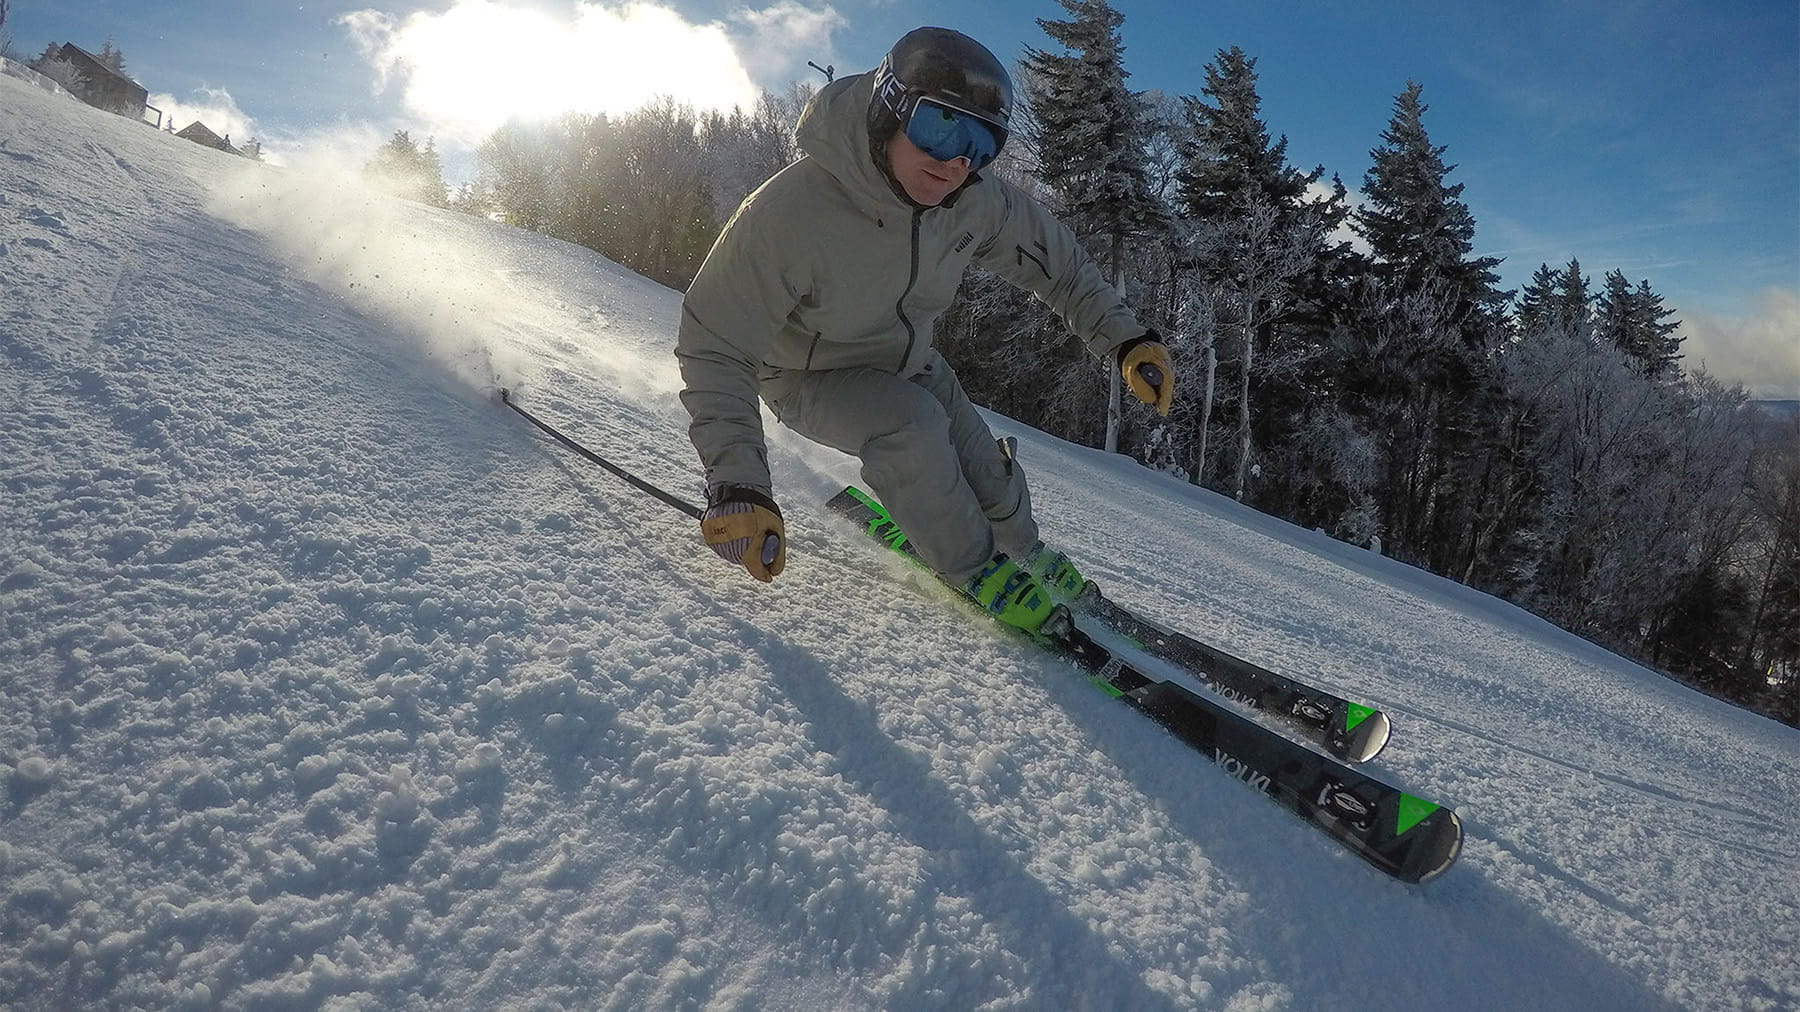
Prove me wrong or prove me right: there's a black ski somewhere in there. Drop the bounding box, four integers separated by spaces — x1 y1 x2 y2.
825 486 1463 883
826 484 1390 762
1074 588 1392 763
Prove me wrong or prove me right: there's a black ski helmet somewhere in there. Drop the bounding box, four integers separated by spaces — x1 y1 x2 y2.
868 27 1013 159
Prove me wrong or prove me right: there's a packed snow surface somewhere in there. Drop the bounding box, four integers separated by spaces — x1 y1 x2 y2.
2 74 1796 1011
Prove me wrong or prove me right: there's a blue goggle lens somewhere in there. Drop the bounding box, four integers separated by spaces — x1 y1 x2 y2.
904 99 1001 169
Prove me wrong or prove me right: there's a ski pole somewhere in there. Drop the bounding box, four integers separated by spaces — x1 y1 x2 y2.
499 388 704 518
497 389 784 570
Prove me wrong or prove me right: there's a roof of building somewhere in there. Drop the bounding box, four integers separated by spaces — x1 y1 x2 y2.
175 121 234 152
55 43 146 93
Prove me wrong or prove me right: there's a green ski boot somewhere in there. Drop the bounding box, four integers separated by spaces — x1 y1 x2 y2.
963 554 1057 634
1020 541 1086 600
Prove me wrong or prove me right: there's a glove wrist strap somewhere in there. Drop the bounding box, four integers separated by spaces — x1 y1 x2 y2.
707 482 781 516
1115 331 1158 366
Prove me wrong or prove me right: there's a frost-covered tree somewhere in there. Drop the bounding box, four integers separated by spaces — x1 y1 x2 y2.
447 179 494 219
698 85 809 224
1503 325 1664 631
1736 410 1800 721
1501 323 1758 662
97 37 125 74
1346 82 1506 566
1515 262 1561 339
1138 91 1188 213
1596 270 1682 381
1172 45 1345 500
1632 376 1758 685
1179 195 1333 499
478 119 563 235
611 99 718 289
475 101 721 290
1354 84 1503 315
1024 0 1165 451
1553 258 1592 341
30 44 82 94
366 131 449 208
1175 47 1318 225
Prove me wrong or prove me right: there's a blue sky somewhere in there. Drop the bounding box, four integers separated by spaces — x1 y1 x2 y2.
7 0 1796 394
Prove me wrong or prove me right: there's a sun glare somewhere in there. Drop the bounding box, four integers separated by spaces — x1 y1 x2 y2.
343 1 763 145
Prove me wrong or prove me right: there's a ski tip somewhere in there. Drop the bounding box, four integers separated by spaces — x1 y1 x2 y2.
1346 709 1392 764
1403 807 1464 884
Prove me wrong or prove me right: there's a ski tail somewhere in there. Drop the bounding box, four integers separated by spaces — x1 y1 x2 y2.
827 485 918 560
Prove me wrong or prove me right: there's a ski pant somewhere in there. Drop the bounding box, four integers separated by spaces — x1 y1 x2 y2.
762 350 1038 583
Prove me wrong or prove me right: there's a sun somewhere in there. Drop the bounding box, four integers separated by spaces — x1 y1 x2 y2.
343 1 764 145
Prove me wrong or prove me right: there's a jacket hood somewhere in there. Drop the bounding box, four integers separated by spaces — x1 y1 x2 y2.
796 71 979 219
795 72 908 221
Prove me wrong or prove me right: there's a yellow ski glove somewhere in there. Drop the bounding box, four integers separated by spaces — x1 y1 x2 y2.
701 484 786 583
1120 336 1175 417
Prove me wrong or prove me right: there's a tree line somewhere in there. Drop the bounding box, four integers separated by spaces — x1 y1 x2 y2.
378 0 1795 726
363 87 811 291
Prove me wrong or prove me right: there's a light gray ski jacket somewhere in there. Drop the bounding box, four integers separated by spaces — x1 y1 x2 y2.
675 70 1145 490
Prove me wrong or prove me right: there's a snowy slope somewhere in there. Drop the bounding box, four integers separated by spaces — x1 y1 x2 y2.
3 74 1796 1011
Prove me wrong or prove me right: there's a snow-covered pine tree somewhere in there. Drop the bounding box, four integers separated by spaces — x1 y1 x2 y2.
1175 47 1317 222
97 37 125 74
1596 270 1683 381
1595 269 1639 356
1516 262 1561 338
1023 0 1165 452
366 131 450 209
1553 258 1592 341
1348 81 1505 567
1354 84 1504 322
1634 279 1683 381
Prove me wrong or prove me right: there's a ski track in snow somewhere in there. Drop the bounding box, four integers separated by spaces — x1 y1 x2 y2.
2 73 1796 1011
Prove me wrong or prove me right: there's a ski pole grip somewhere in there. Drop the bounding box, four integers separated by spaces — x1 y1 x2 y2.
760 533 782 568
1136 363 1164 389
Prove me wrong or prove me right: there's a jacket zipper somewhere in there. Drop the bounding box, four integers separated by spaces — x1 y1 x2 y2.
894 209 923 373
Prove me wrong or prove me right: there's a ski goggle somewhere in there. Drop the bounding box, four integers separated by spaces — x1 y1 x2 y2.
903 97 1004 170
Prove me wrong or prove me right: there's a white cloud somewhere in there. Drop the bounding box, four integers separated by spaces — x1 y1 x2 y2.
1679 287 1800 399
150 87 259 146
731 2 847 83
336 1 777 148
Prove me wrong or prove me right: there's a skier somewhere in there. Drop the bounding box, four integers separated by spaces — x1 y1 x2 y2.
676 26 1175 632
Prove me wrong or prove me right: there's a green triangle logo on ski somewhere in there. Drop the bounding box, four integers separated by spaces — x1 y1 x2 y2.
1395 794 1439 836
